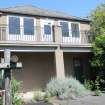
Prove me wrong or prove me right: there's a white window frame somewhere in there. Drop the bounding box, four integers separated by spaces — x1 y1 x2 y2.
7 15 21 40
70 22 81 43
59 20 81 43
23 17 36 35
40 18 54 42
71 22 80 37
22 16 36 41
59 21 71 37
7 15 36 41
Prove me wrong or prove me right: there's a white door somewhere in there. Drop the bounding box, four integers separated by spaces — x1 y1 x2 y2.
8 16 21 40
41 19 53 42
60 21 80 43
22 17 36 41
60 21 71 43
71 23 80 43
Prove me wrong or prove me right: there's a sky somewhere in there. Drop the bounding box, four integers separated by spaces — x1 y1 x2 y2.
0 0 105 17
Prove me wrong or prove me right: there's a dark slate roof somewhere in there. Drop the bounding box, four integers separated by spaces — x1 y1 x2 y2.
0 5 90 22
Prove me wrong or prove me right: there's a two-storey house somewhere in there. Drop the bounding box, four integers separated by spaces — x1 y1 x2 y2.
0 5 92 92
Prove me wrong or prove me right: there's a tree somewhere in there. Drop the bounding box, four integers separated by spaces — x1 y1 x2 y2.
92 35 105 72
90 3 105 36
90 3 105 89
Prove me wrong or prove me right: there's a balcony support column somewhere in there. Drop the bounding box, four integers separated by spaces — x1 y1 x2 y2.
55 48 65 78
54 20 62 43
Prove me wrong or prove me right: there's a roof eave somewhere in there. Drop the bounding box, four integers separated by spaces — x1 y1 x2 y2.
0 10 91 23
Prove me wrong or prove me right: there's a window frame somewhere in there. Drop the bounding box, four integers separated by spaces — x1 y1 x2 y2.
59 20 80 38
7 15 36 36
59 21 70 37
41 19 54 35
71 22 80 38
23 17 35 36
8 15 21 35
44 24 52 35
40 19 54 41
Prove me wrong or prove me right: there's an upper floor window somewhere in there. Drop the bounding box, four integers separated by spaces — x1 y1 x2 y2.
9 17 20 35
8 16 36 36
24 18 34 35
60 22 69 37
44 24 51 35
71 23 80 37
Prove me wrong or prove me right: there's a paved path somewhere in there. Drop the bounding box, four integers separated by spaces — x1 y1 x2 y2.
53 93 105 105
24 93 105 105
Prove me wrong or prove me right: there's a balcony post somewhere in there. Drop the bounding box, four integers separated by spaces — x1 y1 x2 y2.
55 48 65 78
4 49 12 105
36 18 41 42
54 20 62 43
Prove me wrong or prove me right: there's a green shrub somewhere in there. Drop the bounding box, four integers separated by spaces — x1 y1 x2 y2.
84 77 102 96
33 90 51 103
46 78 68 97
67 78 88 96
95 90 102 96
11 77 23 105
43 91 51 102
0 97 3 105
46 77 88 99
94 76 102 96
84 80 94 90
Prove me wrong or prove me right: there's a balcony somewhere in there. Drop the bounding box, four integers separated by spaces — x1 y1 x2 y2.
0 26 94 45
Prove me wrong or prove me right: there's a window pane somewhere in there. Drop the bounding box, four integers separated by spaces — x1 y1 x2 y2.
60 22 69 37
71 23 80 37
24 18 34 35
44 25 51 35
9 17 20 34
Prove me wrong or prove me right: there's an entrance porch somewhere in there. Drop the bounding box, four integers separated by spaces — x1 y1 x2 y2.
11 51 91 92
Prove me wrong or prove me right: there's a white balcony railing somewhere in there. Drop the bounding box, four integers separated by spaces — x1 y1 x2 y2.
61 30 94 44
0 26 94 44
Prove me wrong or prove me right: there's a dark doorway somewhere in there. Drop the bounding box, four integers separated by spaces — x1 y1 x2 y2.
73 57 84 83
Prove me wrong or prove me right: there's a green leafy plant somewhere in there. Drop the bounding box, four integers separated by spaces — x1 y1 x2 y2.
94 76 102 96
84 80 94 90
90 3 105 36
43 91 51 102
0 97 3 105
95 90 102 96
32 90 51 103
11 77 23 105
90 3 105 90
84 77 102 96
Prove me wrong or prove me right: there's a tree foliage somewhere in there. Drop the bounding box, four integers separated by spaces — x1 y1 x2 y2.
90 3 105 36
90 3 105 89
92 35 105 68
